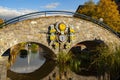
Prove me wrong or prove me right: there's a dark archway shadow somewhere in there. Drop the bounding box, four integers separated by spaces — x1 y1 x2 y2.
2 42 57 80
70 39 106 76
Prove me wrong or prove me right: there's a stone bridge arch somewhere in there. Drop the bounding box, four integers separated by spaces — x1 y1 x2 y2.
2 41 56 80
0 11 120 56
0 11 120 80
2 41 56 57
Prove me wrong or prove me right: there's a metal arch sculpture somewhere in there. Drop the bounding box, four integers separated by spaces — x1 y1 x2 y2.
0 10 119 37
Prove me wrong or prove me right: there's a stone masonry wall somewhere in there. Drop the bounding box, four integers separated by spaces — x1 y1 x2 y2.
0 16 120 56
0 57 8 80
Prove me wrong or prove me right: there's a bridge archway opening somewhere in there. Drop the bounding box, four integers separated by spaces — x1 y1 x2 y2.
2 42 56 80
69 39 106 76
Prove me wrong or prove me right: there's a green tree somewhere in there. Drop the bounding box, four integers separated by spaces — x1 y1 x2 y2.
77 0 120 32
30 43 39 53
91 45 120 80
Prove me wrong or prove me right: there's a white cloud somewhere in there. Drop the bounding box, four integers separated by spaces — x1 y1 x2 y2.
44 3 60 9
0 6 37 20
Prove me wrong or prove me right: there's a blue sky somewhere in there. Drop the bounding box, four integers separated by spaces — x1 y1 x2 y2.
0 0 99 19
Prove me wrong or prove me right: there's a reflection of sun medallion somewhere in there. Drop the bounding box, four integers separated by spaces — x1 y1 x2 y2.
58 23 66 31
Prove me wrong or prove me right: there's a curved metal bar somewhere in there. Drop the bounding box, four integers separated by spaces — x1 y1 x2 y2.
0 10 119 37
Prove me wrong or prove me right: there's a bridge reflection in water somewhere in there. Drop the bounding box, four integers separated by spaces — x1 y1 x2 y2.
6 43 56 80
10 50 46 73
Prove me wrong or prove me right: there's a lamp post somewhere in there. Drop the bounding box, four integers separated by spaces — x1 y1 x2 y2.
99 18 104 22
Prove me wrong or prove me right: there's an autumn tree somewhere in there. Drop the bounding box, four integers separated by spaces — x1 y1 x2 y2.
0 19 4 24
77 0 120 32
96 0 120 32
77 0 97 17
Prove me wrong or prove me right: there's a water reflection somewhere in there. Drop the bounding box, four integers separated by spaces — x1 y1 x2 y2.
10 50 46 73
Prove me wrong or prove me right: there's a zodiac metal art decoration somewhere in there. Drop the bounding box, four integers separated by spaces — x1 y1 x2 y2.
48 22 75 50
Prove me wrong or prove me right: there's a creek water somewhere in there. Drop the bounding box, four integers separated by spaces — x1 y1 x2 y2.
7 49 56 80
10 50 46 73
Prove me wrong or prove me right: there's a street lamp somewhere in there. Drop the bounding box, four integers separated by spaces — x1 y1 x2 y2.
99 18 104 22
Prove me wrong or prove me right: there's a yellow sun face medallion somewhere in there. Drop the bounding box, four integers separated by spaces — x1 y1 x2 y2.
59 23 66 31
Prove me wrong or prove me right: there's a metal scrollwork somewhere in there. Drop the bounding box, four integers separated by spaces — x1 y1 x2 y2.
48 22 75 50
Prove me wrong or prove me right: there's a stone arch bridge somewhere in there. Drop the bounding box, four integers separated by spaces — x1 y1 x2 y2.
0 11 120 56
0 11 120 80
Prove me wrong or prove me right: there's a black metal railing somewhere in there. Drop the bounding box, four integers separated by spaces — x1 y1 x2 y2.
0 11 119 37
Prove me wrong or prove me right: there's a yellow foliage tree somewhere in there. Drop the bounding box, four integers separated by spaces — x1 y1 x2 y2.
0 19 4 24
77 0 120 32
77 0 97 17
96 0 120 32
